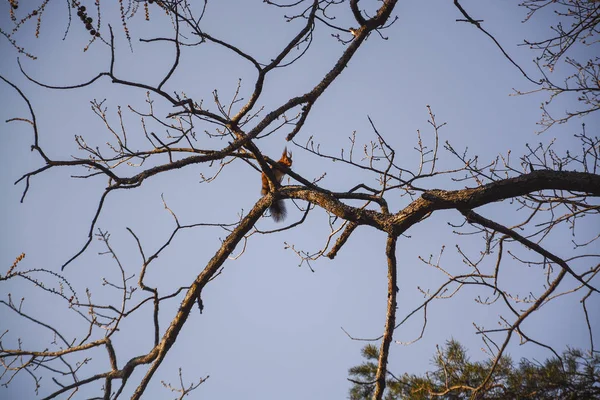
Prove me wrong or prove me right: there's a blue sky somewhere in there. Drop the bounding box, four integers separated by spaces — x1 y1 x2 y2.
1 1 598 399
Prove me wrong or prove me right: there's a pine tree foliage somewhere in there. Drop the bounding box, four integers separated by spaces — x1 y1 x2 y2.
349 341 600 399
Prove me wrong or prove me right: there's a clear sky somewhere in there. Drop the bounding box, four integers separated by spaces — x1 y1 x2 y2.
1 1 598 399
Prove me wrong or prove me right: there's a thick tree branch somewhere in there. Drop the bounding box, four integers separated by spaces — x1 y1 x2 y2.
130 196 271 400
284 170 600 235
373 234 398 400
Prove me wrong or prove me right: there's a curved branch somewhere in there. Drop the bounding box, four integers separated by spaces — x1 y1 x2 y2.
285 169 600 235
453 0 540 85
461 209 598 293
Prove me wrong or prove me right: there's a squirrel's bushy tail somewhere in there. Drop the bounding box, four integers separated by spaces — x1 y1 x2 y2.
269 199 287 222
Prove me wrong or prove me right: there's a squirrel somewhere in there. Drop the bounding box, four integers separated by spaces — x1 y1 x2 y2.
261 147 293 222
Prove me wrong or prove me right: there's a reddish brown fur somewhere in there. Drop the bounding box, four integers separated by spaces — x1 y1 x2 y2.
261 147 293 221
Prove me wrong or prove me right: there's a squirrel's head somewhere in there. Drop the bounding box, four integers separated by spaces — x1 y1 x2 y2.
280 147 292 166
